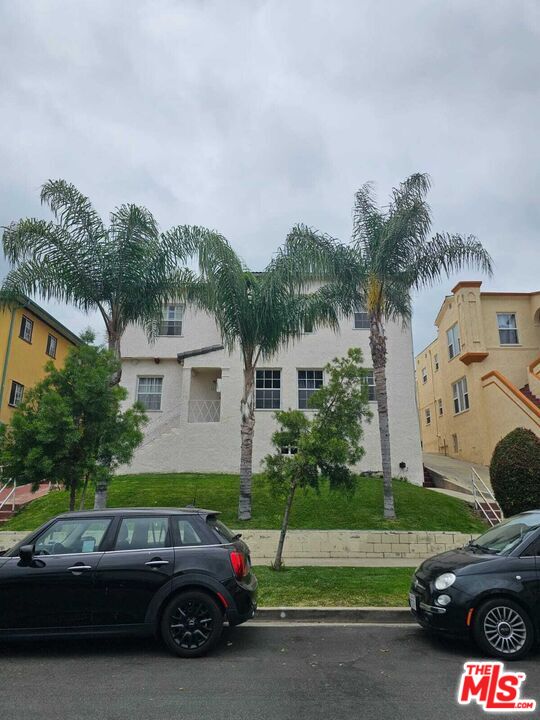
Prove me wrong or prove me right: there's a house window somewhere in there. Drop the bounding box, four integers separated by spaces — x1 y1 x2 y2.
302 318 314 334
19 315 33 343
434 354 439 371
364 370 376 402
446 323 461 359
354 305 370 329
136 376 163 411
452 377 469 414
421 367 428 384
8 381 24 407
280 446 298 456
159 304 184 336
497 313 519 345
425 408 431 425
46 334 58 358
255 370 281 409
437 398 443 416
298 369 323 409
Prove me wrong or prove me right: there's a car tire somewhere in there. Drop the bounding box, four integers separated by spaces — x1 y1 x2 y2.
473 598 534 661
160 590 223 658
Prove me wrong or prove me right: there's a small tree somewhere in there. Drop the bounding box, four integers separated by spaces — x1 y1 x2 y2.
490 428 540 517
263 348 372 569
0 334 147 511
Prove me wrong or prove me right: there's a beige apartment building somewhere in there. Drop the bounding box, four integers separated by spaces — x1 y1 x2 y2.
415 281 540 466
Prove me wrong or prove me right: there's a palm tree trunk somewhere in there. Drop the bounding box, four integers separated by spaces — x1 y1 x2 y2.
93 324 122 510
369 315 396 519
238 365 255 520
272 477 297 570
79 473 89 511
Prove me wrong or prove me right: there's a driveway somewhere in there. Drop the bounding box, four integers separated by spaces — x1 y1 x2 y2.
423 452 492 493
1 624 538 719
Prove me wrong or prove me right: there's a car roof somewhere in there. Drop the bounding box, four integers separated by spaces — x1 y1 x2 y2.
56 507 220 518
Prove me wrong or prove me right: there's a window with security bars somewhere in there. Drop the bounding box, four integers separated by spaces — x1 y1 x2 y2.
137 376 163 410
255 370 281 409
298 369 323 409
497 313 519 345
159 304 184 336
364 370 376 401
354 305 370 329
20 315 33 343
8 381 24 407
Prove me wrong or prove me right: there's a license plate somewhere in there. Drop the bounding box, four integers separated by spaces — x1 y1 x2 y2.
409 592 418 611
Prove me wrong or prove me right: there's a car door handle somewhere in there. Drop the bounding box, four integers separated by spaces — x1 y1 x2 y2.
67 565 92 572
145 560 169 567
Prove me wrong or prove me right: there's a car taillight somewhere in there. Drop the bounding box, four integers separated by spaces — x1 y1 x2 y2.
229 550 248 580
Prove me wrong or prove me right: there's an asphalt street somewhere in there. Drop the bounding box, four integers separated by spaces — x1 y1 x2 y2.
0 623 538 720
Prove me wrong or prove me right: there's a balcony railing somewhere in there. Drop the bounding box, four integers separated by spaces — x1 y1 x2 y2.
188 400 221 423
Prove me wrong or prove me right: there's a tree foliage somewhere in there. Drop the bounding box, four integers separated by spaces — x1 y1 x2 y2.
0 335 147 510
264 348 372 568
490 428 540 517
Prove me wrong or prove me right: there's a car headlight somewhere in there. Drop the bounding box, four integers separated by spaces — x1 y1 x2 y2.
434 572 456 590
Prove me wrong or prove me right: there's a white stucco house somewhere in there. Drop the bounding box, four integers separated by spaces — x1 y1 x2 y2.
120 303 423 484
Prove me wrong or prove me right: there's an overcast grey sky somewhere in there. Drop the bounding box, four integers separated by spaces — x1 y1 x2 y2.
0 0 538 351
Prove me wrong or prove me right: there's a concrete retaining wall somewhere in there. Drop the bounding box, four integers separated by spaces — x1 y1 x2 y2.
0 529 475 562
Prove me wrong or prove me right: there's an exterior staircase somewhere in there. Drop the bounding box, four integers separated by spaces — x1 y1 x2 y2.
0 482 51 523
422 465 436 488
520 383 540 408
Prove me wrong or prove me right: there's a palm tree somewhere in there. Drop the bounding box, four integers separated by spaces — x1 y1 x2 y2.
188 228 342 520
1 179 198 508
313 174 493 518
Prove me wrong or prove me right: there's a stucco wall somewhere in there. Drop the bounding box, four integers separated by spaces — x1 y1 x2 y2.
121 306 423 484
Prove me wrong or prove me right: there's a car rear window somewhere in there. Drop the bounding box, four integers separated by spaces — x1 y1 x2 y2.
206 516 238 543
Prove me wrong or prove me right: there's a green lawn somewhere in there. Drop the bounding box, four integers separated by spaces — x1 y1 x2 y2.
255 566 413 606
2 472 485 532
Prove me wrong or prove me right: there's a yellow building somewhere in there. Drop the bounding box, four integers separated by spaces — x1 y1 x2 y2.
415 281 540 466
0 297 80 424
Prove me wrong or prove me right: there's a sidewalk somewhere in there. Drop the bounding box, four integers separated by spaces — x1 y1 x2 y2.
423 452 492 493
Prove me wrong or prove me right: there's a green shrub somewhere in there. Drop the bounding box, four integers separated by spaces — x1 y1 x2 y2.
490 428 540 516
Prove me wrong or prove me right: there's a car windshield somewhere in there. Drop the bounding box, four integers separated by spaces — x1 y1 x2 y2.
471 512 540 555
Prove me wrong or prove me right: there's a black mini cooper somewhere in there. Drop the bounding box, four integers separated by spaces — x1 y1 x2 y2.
410 510 540 660
0 508 258 657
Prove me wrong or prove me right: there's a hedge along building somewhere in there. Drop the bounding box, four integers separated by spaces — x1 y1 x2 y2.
415 281 540 466
120 301 423 484
0 296 81 424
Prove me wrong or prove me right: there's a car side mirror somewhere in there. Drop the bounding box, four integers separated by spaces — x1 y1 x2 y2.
18 545 34 565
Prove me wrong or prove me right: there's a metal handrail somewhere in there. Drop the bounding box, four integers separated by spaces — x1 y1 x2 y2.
471 468 500 526
0 480 16 513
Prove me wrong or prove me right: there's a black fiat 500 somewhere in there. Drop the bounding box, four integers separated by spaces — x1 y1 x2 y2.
410 510 540 660
0 508 257 657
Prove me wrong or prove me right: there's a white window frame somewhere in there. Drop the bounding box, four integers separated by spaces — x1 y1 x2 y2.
136 376 163 411
20 315 34 343
421 367 428 384
159 304 184 337
447 323 461 360
353 305 370 330
364 370 376 402
497 312 519 345
452 377 469 415
437 398 443 416
8 380 24 407
46 333 58 358
425 408 431 425
255 369 281 410
434 353 439 371
298 369 323 409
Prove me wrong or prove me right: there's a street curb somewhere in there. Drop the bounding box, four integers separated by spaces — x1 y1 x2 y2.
255 606 414 623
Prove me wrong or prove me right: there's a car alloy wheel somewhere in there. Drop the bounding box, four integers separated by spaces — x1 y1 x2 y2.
160 590 223 658
474 598 534 660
